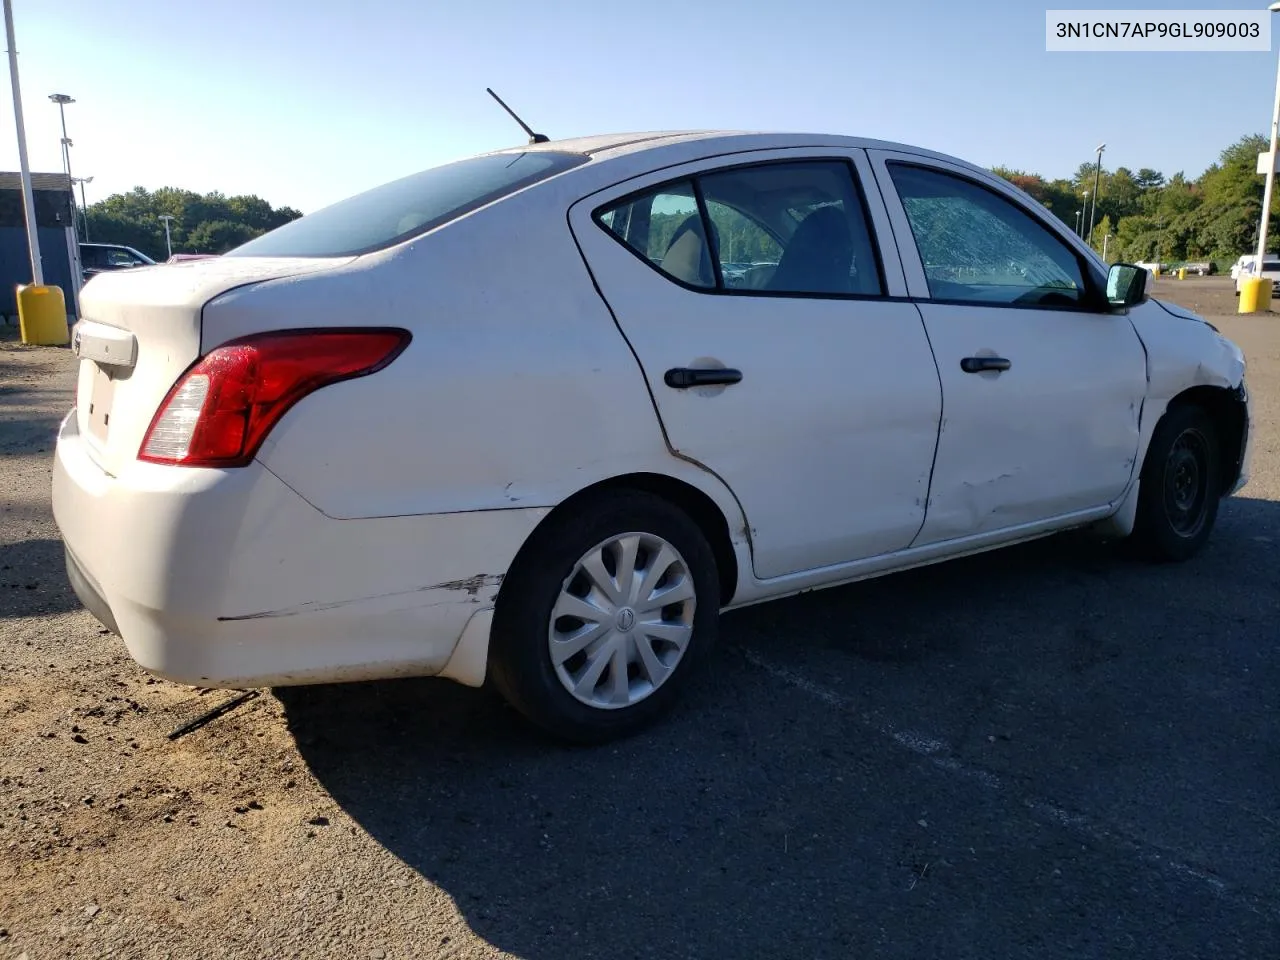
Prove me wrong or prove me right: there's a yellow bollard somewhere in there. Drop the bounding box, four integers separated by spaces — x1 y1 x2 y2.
16 284 69 346
1178 267 1186 280
1238 277 1272 313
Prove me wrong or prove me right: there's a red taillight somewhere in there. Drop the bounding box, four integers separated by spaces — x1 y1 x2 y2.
138 328 411 467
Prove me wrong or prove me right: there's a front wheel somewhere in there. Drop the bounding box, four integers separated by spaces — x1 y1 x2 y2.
1130 404 1221 562
488 490 721 743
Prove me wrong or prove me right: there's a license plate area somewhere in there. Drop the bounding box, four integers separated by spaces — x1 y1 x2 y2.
87 363 117 444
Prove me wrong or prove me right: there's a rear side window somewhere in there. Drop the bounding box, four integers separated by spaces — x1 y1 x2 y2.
599 181 714 288
700 161 882 296
595 159 883 297
226 150 587 258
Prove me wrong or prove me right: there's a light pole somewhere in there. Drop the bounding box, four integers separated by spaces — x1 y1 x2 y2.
71 175 92 240
1254 3 1280 271
4 0 42 285
159 214 175 259
1081 190 1089 236
48 93 73 173
1075 209 1082 235
1087 143 1105 244
48 93 80 244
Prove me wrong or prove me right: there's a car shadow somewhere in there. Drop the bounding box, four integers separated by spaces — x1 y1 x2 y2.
277 495 1280 958
0 536 84 619
0 348 73 458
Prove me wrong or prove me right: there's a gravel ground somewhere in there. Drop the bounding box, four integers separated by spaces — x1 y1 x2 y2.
1 276 1277 959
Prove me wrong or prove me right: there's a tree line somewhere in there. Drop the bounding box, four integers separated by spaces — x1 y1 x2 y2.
84 187 303 260
993 133 1275 268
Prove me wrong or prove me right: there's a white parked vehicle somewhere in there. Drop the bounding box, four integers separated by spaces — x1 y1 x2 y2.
53 131 1253 743
1232 253 1280 294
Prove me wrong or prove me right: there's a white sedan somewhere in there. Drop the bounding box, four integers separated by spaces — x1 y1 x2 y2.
52 131 1252 743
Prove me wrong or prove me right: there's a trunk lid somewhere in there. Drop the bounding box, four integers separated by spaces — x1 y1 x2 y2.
71 256 352 477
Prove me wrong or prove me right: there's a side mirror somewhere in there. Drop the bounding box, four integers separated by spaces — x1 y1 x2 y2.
1106 263 1153 308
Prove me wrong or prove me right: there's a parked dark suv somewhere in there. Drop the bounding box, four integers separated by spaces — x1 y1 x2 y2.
79 243 155 282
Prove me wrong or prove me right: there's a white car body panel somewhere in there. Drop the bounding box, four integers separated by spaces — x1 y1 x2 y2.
568 147 943 579
50 130 1253 692
71 256 353 478
53 409 549 687
231 190 740 523
866 149 1149 542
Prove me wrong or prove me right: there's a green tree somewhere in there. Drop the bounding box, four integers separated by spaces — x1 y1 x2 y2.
84 186 302 260
185 220 264 253
1135 168 1165 191
1091 215 1114 257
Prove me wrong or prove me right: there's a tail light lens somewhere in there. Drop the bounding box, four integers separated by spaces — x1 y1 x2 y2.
139 328 410 467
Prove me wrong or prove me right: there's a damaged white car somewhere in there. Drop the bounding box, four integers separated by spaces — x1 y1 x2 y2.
52 131 1252 743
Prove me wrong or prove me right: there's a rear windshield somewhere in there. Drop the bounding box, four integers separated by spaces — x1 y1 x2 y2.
225 150 587 258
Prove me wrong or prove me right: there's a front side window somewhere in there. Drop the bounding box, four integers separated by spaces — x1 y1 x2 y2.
595 159 883 297
107 249 140 267
226 150 588 258
887 163 1087 307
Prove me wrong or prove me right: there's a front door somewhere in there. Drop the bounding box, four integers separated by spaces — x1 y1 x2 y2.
869 151 1148 545
569 150 944 580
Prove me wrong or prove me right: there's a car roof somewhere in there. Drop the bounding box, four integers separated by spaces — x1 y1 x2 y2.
482 130 992 180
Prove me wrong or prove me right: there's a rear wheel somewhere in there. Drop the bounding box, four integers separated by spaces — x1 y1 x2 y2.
1130 404 1221 562
489 490 720 743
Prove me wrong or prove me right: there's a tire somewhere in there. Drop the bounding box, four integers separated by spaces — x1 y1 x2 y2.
1130 404 1221 562
488 489 720 744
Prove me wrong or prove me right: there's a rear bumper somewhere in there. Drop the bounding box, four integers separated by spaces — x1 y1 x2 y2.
65 544 119 636
52 413 549 688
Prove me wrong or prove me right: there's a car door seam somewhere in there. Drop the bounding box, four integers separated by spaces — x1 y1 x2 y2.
562 206 758 560
905 301 946 550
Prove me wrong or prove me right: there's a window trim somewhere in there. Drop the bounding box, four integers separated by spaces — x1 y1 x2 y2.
590 156 890 302
883 159 1113 314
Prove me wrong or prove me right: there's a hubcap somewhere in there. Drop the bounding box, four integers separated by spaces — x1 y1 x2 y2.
549 532 696 710
1163 428 1210 538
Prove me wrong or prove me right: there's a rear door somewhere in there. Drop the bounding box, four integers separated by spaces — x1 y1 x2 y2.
569 149 944 580
868 150 1148 545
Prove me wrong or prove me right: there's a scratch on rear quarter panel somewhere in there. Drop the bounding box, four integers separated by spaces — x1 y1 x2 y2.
217 573 505 620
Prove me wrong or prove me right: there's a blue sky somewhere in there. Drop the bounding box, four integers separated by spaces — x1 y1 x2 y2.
3 0 1279 213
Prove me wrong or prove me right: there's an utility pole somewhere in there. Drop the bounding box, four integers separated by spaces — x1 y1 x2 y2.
1088 143 1106 244
159 214 175 259
4 0 42 284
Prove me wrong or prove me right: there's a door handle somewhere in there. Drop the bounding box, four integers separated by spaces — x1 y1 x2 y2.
960 356 1011 374
664 367 743 388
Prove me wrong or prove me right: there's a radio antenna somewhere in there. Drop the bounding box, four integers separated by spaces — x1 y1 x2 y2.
486 87 549 144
